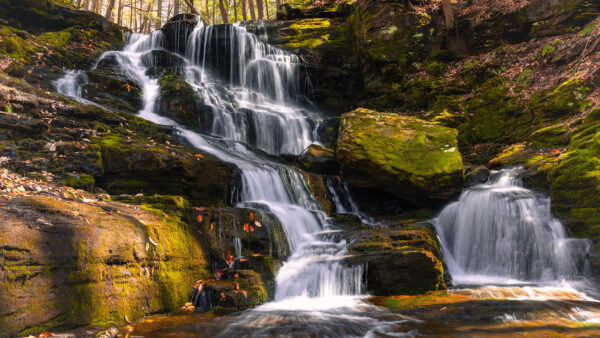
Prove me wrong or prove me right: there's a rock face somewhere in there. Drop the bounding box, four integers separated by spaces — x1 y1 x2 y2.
341 222 447 295
193 206 290 297
336 108 464 205
299 144 339 175
0 72 233 207
0 183 211 336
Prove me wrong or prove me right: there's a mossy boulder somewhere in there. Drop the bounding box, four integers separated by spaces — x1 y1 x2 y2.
336 108 464 205
342 223 447 295
158 73 199 128
530 78 590 119
0 194 212 336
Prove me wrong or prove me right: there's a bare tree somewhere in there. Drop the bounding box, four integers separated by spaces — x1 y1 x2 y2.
248 0 256 20
241 0 247 21
441 0 454 29
106 0 116 20
117 0 123 25
256 0 263 19
218 0 228 23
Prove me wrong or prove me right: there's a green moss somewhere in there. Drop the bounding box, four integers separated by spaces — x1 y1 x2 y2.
285 18 335 49
40 29 73 48
65 173 95 190
530 124 570 147
530 78 590 119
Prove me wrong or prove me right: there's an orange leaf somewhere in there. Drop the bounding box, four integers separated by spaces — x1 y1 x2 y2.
195 154 204 158
249 226 254 232
243 223 249 232
219 292 226 302
240 290 248 298
252 253 262 257
196 214 203 223
254 221 261 228
249 212 254 221
210 223 214 231
238 258 248 263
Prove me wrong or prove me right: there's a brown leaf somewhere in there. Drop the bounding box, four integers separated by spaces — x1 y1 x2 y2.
218 292 226 302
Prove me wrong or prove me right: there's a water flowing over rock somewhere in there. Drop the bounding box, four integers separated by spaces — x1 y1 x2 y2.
53 16 409 335
435 168 592 284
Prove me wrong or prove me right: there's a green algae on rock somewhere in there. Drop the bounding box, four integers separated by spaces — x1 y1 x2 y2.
336 108 463 205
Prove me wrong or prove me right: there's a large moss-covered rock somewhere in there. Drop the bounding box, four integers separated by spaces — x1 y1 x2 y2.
158 73 199 128
336 108 463 205
342 223 447 295
0 193 211 336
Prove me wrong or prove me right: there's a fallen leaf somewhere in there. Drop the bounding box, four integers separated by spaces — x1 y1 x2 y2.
210 223 214 231
195 153 204 158
254 221 261 228
249 212 254 220
219 292 226 302
196 214 203 223
243 223 249 232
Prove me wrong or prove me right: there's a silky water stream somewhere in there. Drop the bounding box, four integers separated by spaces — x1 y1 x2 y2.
54 20 599 337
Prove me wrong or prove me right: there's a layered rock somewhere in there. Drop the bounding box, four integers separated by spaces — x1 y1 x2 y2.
339 221 447 295
0 178 211 336
336 108 464 205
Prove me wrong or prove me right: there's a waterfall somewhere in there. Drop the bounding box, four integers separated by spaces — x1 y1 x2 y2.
434 168 591 285
54 20 365 310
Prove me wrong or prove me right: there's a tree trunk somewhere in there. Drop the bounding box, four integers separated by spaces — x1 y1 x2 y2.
441 0 454 29
117 0 123 25
276 0 280 11
183 0 199 14
248 0 256 20
155 0 162 29
205 0 210 23
106 0 116 20
241 0 247 21
212 0 216 24
256 0 263 19
264 0 268 19
174 0 180 16
218 0 228 23
233 0 237 22
129 0 133 29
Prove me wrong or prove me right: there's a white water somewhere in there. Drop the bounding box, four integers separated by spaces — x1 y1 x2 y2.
435 168 592 285
53 19 599 335
53 19 396 335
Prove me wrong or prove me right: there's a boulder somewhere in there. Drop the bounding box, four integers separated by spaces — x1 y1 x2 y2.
0 194 211 336
464 165 490 187
83 69 143 114
341 223 447 295
194 207 289 295
158 72 199 127
336 108 464 205
161 14 200 54
299 144 339 175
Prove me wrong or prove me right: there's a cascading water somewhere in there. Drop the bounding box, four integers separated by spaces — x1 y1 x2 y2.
54 18 410 336
435 168 592 285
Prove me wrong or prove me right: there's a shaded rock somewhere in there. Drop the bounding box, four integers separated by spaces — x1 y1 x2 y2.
161 14 199 54
194 207 289 296
158 72 199 127
341 223 447 295
189 270 268 313
336 108 464 205
299 144 339 175
0 193 211 336
464 165 490 187
83 69 142 114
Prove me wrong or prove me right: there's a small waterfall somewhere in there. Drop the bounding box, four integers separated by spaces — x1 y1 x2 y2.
435 168 591 284
232 237 242 258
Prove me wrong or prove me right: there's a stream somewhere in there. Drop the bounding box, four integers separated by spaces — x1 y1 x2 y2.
54 19 600 337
